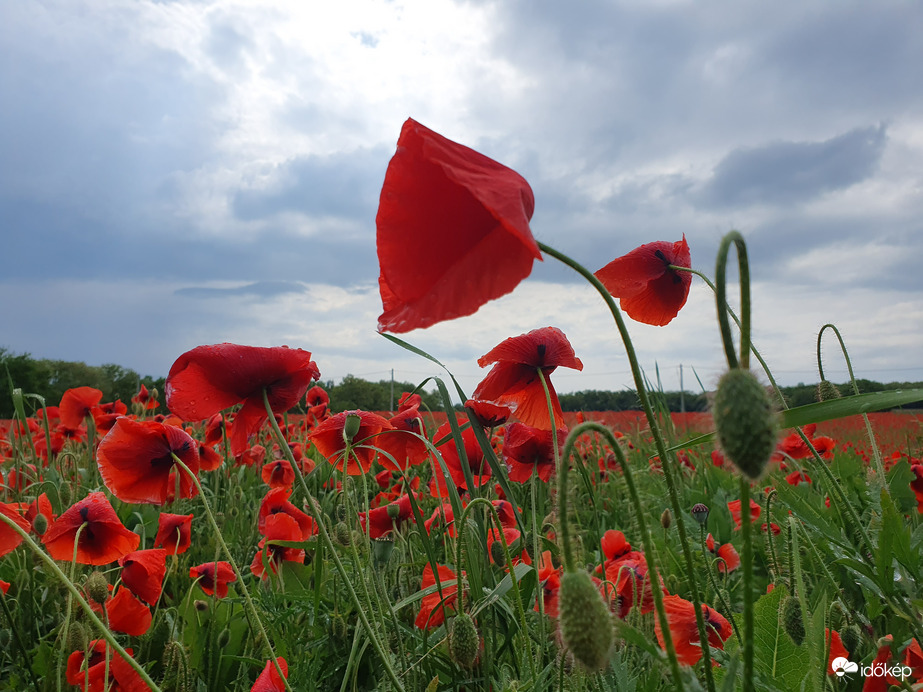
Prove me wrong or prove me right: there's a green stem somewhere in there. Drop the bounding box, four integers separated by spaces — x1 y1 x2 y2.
559 422 684 687
714 231 751 371
739 479 754 692
698 525 741 644
170 456 292 692
0 580 41 692
0 513 162 692
261 391 406 692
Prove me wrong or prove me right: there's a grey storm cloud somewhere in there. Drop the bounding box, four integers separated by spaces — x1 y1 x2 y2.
696 126 888 208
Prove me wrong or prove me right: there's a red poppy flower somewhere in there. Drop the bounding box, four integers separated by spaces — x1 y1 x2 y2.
376 118 541 333
415 563 462 630
826 629 850 673
464 399 512 428
435 418 492 492
166 343 320 456
59 386 104 429
42 492 140 565
106 587 153 636
97 417 201 505
0 580 9 595
154 513 193 555
189 561 237 598
359 493 415 539
502 422 565 483
785 470 812 485
486 526 528 565
593 236 692 326
66 640 149 691
376 405 429 471
306 385 329 424
911 464 923 513
251 513 305 580
706 534 741 574
119 549 167 605
473 327 583 430
728 498 761 530
535 550 562 618
132 384 159 410
258 487 315 540
655 594 732 666
601 530 632 563
252 657 289 692
261 459 296 489
0 502 30 557
308 410 393 475
603 552 663 617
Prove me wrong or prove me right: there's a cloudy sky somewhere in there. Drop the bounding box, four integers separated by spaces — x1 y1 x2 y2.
2 0 921 404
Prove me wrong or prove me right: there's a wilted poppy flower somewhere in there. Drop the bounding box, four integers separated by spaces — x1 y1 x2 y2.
415 563 462 630
502 422 565 483
473 327 583 430
154 513 193 555
42 492 140 565
594 236 692 326
252 657 289 692
106 587 153 636
0 502 30 557
655 594 732 666
166 343 320 456
97 417 201 505
119 549 167 605
376 118 542 333
308 410 393 475
59 386 104 429
189 561 237 598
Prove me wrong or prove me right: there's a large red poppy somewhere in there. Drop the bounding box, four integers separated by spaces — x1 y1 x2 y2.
502 422 565 483
153 512 193 555
106 587 153 636
594 236 692 326
59 386 103 429
42 492 140 565
119 549 167 605
308 410 393 475
655 594 732 666
376 118 542 333
166 344 320 456
66 640 150 691
252 657 289 692
473 327 583 430
189 561 237 598
97 417 201 505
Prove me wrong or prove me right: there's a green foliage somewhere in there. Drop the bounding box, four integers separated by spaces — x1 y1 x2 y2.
323 374 443 412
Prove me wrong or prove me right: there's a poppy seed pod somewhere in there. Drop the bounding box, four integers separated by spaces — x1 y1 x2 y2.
691 503 709 525
448 614 480 668
558 571 613 670
712 369 777 480
343 412 362 442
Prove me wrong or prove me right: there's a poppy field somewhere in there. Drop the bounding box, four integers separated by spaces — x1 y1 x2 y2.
2 119 923 692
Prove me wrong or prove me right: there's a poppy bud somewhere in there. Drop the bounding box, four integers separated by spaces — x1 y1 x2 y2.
558 571 613 670
334 521 351 546
712 369 777 479
386 503 402 520
660 508 672 530
841 624 861 656
490 540 507 567
343 412 362 443
216 628 231 648
336 504 348 521
32 513 48 536
85 572 109 605
782 595 804 645
194 599 209 612
816 379 842 402
330 614 349 640
67 621 88 652
691 503 709 525
448 614 480 668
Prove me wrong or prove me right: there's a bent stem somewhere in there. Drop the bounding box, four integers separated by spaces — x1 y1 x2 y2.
0 513 163 692
541 241 708 691
170 456 292 692
261 391 406 692
559 422 685 687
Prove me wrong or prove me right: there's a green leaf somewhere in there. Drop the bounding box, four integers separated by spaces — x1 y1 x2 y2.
880 488 917 574
887 460 918 514
751 584 812 690
471 562 533 617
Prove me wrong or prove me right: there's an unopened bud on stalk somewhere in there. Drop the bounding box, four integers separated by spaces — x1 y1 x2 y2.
782 595 805 645
490 540 507 567
386 503 402 520
660 508 672 530
558 571 613 670
32 513 48 535
194 599 208 612
343 412 362 443
85 572 109 605
712 369 777 479
334 521 351 546
448 614 479 668
816 379 842 402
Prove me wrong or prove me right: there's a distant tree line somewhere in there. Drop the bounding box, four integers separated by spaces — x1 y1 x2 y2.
2 348 920 419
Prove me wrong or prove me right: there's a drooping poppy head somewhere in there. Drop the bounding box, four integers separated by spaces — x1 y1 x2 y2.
59 386 104 429
376 118 542 333
97 417 201 505
166 343 320 456
118 549 167 605
189 561 237 598
473 326 583 430
153 512 193 555
42 492 140 565
594 236 692 326
308 410 393 475
251 657 289 692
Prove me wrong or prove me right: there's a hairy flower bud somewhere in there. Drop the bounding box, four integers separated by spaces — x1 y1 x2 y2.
558 571 613 670
85 572 109 605
448 614 480 668
660 508 672 530
713 369 777 479
782 595 805 646
816 379 842 402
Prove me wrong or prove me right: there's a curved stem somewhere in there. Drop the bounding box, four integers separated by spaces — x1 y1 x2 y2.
714 231 751 371
559 422 685 688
